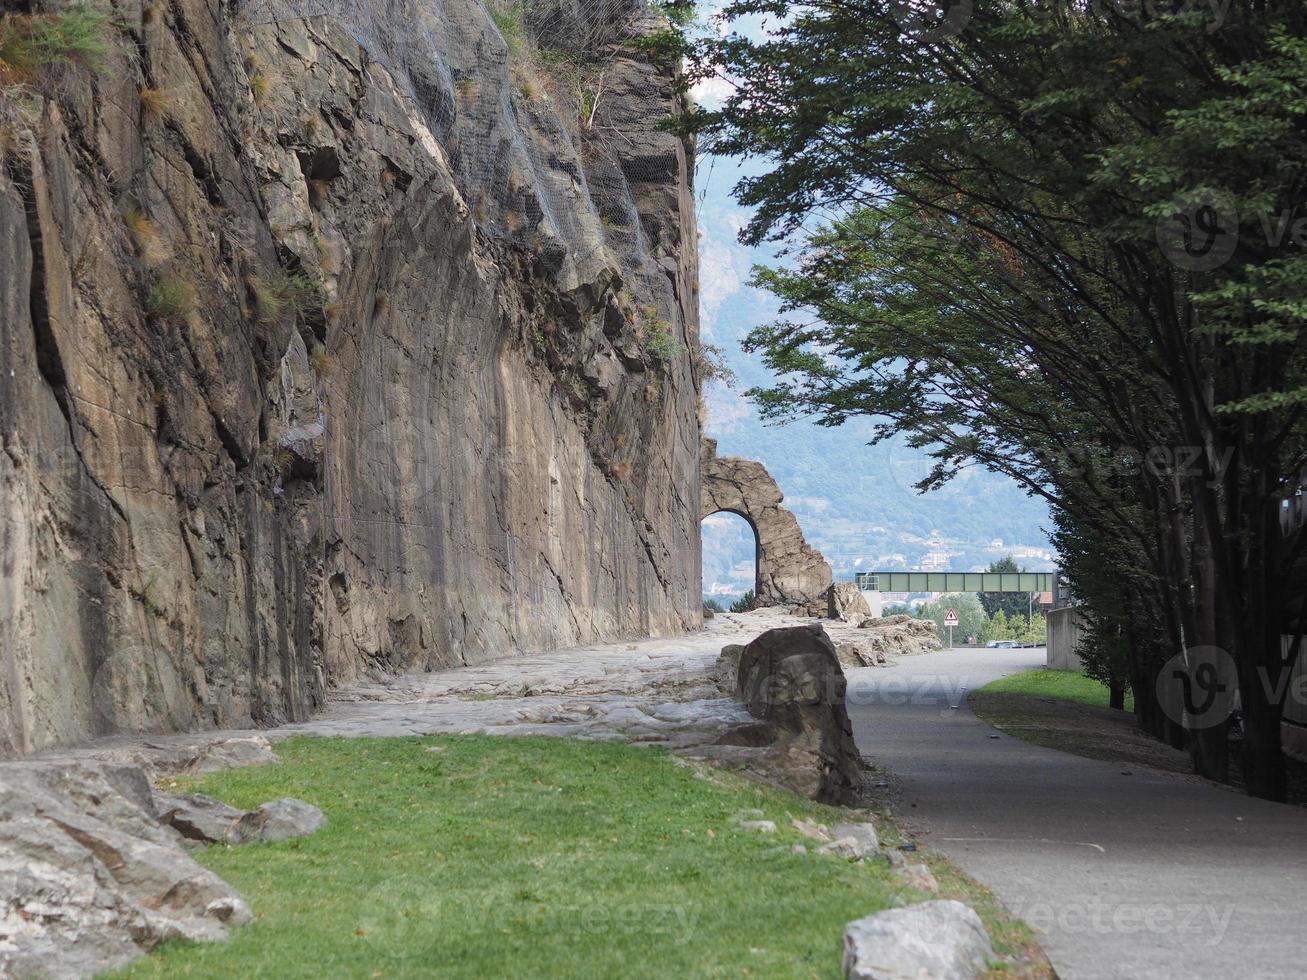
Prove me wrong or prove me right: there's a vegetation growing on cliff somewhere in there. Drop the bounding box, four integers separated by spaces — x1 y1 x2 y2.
0 2 111 83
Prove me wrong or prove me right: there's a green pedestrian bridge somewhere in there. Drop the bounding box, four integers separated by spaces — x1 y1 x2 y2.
853 571 1053 593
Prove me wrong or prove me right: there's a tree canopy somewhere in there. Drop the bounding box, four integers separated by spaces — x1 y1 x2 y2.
674 0 1307 798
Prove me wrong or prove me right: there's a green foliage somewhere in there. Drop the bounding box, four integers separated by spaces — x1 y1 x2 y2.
703 597 726 613
730 588 755 613
692 341 736 388
0 3 112 82
978 557 1032 623
144 278 196 320
252 270 319 324
650 1 697 28
578 85 598 127
115 736 913 978
644 317 684 364
914 592 985 644
489 1 526 54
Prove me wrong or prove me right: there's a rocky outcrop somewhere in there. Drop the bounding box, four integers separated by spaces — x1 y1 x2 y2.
828 582 871 621
700 438 833 613
842 901 993 980
0 760 253 978
0 0 700 754
731 625 866 804
836 615 941 667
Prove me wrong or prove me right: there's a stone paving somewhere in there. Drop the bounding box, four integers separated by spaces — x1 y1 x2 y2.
273 611 782 747
22 608 904 780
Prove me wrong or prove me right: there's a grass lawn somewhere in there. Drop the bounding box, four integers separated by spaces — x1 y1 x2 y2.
966 670 1208 777
115 736 1041 979
974 668 1133 711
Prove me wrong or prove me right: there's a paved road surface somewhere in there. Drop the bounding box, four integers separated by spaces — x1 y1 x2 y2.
844 647 1307 980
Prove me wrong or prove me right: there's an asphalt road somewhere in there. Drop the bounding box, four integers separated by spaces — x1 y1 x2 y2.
844 647 1307 980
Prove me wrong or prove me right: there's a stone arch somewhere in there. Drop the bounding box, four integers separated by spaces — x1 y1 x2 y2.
700 438 833 613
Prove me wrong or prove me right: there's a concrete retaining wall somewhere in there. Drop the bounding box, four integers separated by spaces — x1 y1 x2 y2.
1046 607 1086 671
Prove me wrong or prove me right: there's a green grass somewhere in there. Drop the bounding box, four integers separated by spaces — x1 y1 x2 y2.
489 1 526 54
0 3 112 82
645 317 685 364
252 270 319 324
116 736 915 979
976 668 1134 711
144 277 196 319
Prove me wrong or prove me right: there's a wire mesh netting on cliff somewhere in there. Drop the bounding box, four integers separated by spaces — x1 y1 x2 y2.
232 0 682 278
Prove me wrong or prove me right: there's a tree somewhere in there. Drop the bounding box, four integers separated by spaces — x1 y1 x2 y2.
916 592 985 644
730 589 755 613
703 598 726 613
679 1 1307 797
978 557 1030 623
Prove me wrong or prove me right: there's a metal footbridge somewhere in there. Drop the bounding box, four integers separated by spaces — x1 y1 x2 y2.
853 571 1053 593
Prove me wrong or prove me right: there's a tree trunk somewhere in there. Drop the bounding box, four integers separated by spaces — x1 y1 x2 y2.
1189 719 1230 783
1109 681 1125 710
1241 673 1286 801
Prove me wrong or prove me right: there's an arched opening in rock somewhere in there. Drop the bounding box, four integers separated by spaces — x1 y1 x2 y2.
701 509 759 611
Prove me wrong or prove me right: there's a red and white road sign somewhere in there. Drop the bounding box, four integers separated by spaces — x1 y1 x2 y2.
944 608 959 626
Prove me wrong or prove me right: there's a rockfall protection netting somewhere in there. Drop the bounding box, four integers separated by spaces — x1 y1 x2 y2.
231 0 677 275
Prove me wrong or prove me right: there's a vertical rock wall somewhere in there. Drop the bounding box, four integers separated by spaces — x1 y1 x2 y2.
0 0 701 754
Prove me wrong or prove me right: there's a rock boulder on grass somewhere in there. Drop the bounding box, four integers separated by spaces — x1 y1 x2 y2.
843 900 993 980
734 625 867 804
0 761 251 979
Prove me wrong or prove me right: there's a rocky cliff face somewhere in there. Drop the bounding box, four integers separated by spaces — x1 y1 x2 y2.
0 0 701 754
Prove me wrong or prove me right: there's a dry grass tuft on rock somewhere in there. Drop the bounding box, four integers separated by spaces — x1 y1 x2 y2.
121 207 167 264
249 70 269 102
252 270 318 324
145 276 196 320
138 86 169 122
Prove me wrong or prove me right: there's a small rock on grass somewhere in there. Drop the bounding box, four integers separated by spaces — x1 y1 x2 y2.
897 862 940 894
229 798 327 844
818 822 879 860
791 817 831 842
738 819 778 833
160 793 326 846
843 900 993 980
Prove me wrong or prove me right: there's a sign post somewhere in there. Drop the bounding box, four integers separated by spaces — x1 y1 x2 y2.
944 607 959 649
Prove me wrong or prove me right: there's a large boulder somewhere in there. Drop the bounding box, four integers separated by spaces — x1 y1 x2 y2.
713 644 745 695
734 626 867 804
834 641 888 669
0 761 252 978
843 900 993 980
